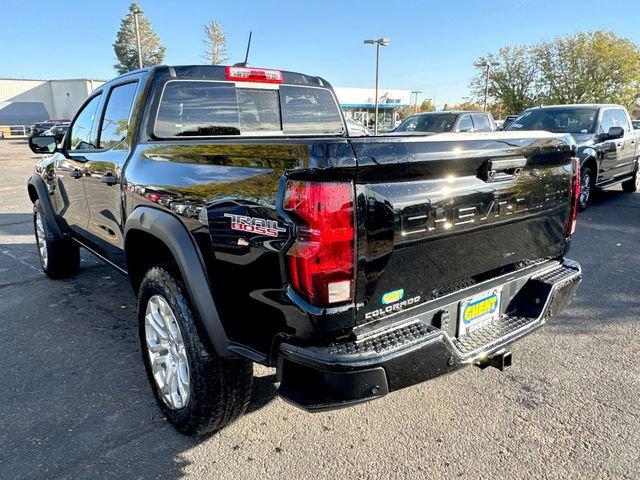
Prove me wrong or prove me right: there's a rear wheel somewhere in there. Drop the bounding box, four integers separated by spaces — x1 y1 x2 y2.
138 266 253 436
578 166 594 211
621 161 639 193
33 200 80 278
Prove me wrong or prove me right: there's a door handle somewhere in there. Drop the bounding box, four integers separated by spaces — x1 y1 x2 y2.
101 174 118 186
69 169 82 179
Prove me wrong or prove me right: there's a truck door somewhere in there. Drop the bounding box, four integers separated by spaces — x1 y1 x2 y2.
83 79 141 269
54 92 103 235
596 109 618 181
611 108 636 177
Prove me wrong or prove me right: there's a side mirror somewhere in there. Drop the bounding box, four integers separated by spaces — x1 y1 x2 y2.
28 135 57 154
607 126 624 140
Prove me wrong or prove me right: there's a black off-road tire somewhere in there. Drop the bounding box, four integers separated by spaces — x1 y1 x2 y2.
578 166 594 211
138 266 253 436
621 161 639 193
33 200 80 278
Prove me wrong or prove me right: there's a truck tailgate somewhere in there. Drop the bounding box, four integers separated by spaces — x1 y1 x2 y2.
350 132 575 326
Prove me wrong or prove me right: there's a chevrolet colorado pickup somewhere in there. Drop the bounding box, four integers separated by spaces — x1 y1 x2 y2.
27 65 582 435
507 104 640 209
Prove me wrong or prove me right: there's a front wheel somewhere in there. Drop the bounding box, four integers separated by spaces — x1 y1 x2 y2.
621 162 639 193
578 166 593 211
138 266 253 436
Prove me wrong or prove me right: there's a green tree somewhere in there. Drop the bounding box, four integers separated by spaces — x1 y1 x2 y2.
113 3 166 74
202 20 228 65
535 31 640 107
471 46 538 114
469 31 640 112
419 99 436 112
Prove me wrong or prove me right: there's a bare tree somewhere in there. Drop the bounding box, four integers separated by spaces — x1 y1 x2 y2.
202 21 228 65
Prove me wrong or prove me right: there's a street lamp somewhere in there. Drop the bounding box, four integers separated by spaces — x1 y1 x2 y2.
133 7 143 69
411 90 422 112
474 59 500 111
364 37 390 135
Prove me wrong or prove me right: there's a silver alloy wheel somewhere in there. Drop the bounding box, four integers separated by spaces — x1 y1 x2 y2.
580 172 591 205
145 295 190 409
35 211 48 269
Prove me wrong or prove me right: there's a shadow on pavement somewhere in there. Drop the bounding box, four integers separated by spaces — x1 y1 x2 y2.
0 209 279 479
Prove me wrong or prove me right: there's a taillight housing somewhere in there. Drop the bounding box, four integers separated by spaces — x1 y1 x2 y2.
225 66 283 84
283 181 355 307
567 158 581 236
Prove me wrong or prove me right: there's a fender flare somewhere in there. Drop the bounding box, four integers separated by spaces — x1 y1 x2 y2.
124 207 232 358
579 151 598 181
27 174 63 239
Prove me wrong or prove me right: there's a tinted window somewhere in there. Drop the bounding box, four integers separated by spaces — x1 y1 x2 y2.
237 89 281 132
394 113 457 133
155 82 240 137
472 114 492 132
599 110 615 133
100 82 138 148
69 94 102 150
457 115 473 132
509 108 597 134
612 109 630 132
279 86 343 135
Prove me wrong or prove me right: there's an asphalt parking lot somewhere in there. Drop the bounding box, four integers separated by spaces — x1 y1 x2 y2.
0 139 638 480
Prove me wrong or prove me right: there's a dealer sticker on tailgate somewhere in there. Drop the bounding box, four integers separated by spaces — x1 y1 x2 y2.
458 288 502 336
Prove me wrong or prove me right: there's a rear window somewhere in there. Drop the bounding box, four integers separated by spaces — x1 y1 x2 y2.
154 81 343 138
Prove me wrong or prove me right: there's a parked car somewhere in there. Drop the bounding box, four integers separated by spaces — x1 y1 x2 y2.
632 119 640 130
27 65 581 435
507 104 640 209
42 124 69 143
389 110 496 134
29 119 70 138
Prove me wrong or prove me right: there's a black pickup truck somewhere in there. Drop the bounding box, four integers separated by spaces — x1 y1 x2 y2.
27 65 582 435
507 104 640 209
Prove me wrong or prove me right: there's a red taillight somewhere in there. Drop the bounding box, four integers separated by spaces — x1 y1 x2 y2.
567 158 581 236
225 66 283 84
283 181 355 306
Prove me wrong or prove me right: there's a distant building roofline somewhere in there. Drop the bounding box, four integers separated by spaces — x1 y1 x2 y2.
0 77 106 82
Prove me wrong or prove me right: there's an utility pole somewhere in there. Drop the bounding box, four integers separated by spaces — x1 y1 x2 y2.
475 59 500 111
411 90 422 112
364 37 390 135
133 7 143 69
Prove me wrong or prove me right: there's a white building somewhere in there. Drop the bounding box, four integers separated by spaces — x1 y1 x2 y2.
334 87 411 130
0 78 105 125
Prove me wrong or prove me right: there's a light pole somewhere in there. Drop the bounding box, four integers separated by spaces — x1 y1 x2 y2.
474 59 500 111
411 90 422 112
133 7 143 69
364 37 390 135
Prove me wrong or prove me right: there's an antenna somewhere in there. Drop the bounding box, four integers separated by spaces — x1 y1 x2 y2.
233 31 253 67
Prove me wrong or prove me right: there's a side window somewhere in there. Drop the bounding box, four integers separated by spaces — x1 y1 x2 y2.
612 109 630 133
599 110 615 133
69 94 102 150
100 82 138 148
472 114 492 132
457 115 473 132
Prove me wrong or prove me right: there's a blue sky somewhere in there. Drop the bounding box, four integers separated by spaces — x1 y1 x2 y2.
2 0 639 106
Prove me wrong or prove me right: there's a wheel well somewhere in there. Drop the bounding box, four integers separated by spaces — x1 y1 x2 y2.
28 184 38 203
582 157 598 183
125 229 178 293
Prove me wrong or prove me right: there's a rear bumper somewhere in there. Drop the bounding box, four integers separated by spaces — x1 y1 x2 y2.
276 259 581 411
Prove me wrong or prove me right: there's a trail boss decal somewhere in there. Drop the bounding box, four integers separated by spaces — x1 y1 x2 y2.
224 213 286 238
